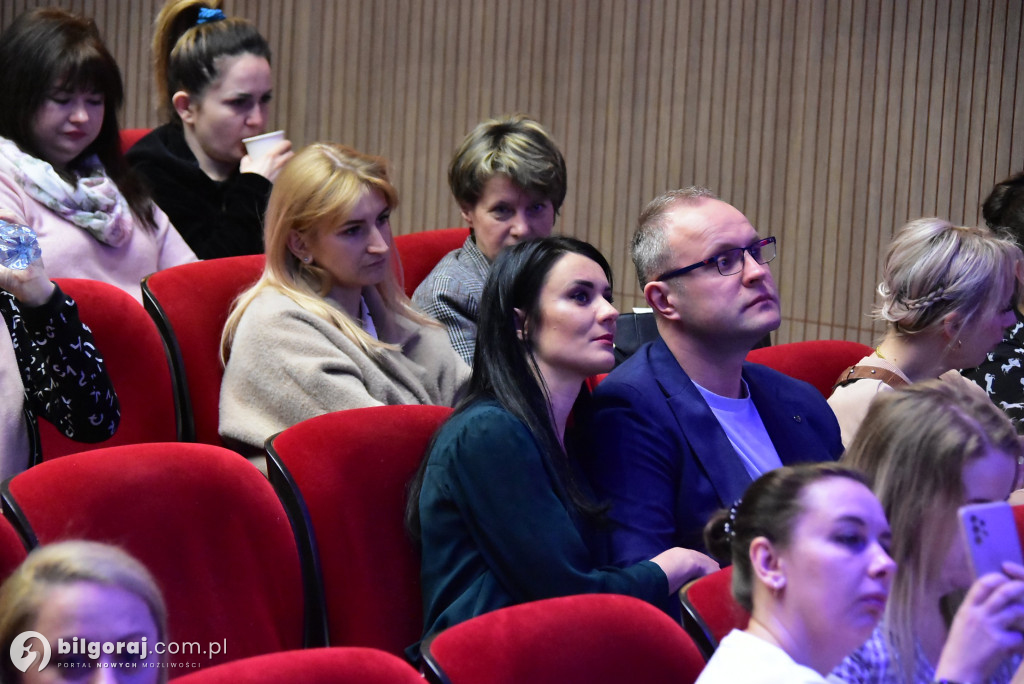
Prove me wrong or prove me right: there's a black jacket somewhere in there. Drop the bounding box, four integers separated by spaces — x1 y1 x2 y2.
126 123 270 259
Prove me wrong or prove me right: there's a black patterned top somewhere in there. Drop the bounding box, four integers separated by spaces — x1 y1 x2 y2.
3 284 120 467
962 307 1024 431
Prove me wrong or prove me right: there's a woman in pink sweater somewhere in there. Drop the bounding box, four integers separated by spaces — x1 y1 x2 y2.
0 8 195 303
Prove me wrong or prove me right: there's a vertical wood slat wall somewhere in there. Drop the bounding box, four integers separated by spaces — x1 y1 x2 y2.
2 0 1021 345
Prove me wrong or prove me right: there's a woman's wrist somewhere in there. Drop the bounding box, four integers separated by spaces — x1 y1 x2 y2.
16 278 55 308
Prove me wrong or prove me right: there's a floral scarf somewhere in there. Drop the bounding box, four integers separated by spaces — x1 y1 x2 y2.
0 136 131 247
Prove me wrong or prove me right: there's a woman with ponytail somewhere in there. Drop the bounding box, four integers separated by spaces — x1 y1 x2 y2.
696 463 895 683
127 0 293 258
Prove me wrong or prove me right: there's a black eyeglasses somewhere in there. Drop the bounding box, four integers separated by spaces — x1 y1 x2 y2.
656 236 777 280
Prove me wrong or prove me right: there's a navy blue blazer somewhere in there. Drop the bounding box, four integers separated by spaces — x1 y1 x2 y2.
585 338 843 564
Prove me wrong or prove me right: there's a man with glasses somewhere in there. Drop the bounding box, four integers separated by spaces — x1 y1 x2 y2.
585 187 842 576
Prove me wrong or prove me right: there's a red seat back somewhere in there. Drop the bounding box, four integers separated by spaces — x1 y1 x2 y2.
267 405 453 655
1 443 308 674
393 228 470 297
142 255 265 444
746 339 872 398
679 566 749 659
422 594 706 684
171 647 423 684
0 514 27 584
119 128 151 153
39 279 176 460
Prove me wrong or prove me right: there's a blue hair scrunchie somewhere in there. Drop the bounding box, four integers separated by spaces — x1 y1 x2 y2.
196 7 226 24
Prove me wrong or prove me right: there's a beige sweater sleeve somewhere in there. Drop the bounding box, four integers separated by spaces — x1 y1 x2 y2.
219 289 469 454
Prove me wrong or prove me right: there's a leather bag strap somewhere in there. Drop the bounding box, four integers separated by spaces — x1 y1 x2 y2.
833 365 910 393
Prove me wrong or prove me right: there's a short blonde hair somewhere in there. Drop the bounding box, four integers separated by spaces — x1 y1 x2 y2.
221 143 431 362
448 114 567 213
875 217 1021 337
0 541 168 683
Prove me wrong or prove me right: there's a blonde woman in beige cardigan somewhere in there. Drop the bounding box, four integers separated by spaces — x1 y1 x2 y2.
219 144 469 457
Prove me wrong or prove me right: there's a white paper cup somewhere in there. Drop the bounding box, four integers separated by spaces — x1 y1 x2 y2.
242 130 285 161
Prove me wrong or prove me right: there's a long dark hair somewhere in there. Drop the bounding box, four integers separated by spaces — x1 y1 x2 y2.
0 8 157 229
406 236 613 540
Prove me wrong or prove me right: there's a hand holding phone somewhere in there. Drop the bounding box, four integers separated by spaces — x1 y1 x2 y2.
958 501 1024 579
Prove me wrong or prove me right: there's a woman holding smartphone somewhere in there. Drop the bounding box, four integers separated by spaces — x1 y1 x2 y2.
833 380 1024 684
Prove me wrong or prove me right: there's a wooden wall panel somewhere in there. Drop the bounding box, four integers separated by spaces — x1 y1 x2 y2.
2 0 1022 345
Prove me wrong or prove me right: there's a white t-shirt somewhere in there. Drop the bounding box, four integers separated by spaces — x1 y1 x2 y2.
694 379 783 478
696 629 829 684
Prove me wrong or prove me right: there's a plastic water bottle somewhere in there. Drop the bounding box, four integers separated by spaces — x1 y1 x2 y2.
0 220 42 270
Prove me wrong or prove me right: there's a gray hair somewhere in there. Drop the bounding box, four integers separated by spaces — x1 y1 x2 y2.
631 186 718 286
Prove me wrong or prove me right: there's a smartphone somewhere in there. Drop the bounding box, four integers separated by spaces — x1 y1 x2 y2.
958 501 1024 578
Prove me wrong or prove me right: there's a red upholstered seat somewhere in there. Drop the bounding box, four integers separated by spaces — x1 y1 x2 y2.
37 279 176 462
746 339 873 398
421 593 706 684
266 404 453 655
0 513 27 584
142 255 265 444
393 228 470 297
679 566 749 659
0 443 311 674
171 647 423 684
119 128 151 154
584 373 608 392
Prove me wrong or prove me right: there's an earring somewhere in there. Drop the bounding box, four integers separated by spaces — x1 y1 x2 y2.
956 339 962 348
302 256 311 264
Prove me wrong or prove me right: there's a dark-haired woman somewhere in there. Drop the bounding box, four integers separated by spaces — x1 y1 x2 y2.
126 0 293 259
696 463 896 683
0 8 196 303
406 236 718 660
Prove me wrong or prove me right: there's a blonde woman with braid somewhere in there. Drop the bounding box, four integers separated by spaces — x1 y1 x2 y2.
827 218 1021 447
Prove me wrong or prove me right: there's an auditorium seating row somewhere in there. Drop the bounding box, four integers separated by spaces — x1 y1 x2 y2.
0 405 705 682
32 228 471 462
6 399 1024 681
35 243 871 464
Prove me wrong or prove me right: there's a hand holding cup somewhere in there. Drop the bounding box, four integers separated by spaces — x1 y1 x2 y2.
241 130 294 181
